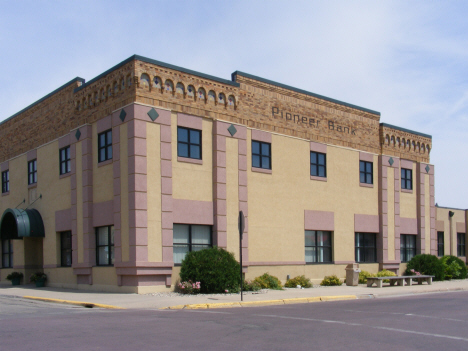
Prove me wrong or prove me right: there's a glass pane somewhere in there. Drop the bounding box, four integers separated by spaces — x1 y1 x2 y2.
99 133 106 146
318 166 325 177
366 174 372 184
110 246 114 265
190 145 200 159
192 245 210 252
66 147 70 160
110 226 114 244
366 162 372 173
360 161 365 172
100 149 106 162
173 224 189 244
107 131 112 144
262 156 270 169
191 226 210 244
365 248 375 262
61 163 66 175
311 165 317 176
261 143 270 156
98 247 109 265
360 173 365 183
305 247 315 263
322 247 332 262
317 231 331 246
401 168 405 178
252 141 259 154
355 248 361 262
33 173 37 183
97 227 109 245
252 155 260 168
107 145 113 159
190 130 200 144
178 143 188 157
173 245 189 264
67 160 71 173
178 128 188 143
310 152 317 164
305 231 315 246
318 154 325 165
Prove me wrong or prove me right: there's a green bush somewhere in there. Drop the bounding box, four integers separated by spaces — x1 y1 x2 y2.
284 275 312 288
320 275 342 286
253 273 283 290
179 247 241 294
404 254 445 281
358 270 375 284
441 255 467 280
243 279 261 292
376 269 397 283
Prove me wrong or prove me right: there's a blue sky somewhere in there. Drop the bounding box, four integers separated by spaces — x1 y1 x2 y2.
1 1 467 208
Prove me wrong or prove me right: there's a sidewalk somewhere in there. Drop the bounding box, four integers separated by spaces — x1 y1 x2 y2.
1 279 468 310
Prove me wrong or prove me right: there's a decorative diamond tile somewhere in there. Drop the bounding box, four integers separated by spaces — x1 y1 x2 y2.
228 124 237 136
425 165 430 173
388 157 394 166
119 109 127 122
147 108 159 121
75 129 81 140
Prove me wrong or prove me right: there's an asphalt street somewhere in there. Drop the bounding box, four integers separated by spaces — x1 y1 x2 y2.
1 291 468 350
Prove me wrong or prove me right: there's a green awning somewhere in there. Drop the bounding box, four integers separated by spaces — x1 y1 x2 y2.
0 208 45 239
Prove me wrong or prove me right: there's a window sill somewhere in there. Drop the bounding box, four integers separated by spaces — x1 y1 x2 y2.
252 167 272 174
1 191 9 197
305 261 333 265
359 182 373 188
310 176 327 182
98 159 113 168
59 172 71 179
178 156 203 165
401 188 413 194
28 183 37 189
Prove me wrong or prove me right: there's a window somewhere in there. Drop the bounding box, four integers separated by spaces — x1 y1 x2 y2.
437 232 444 257
173 224 211 264
2 170 9 193
28 159 37 185
400 234 416 263
252 140 271 170
96 226 114 266
2 239 13 268
359 161 373 184
310 152 326 178
98 130 113 163
457 233 466 257
177 127 201 159
355 233 376 263
60 231 72 267
59 146 71 175
305 230 332 263
401 168 413 190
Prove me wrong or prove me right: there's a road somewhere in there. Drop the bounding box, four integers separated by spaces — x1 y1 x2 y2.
1 291 468 350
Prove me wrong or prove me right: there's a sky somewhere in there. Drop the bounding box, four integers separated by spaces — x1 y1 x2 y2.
0 1 467 208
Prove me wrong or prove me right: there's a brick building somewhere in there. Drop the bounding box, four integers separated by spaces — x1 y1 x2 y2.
0 55 466 292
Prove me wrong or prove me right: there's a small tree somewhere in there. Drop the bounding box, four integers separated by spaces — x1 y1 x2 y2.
440 255 467 280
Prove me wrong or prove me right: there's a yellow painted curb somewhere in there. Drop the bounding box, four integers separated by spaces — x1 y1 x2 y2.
320 295 357 301
207 302 242 309
307 296 322 303
23 296 125 310
164 304 186 310
184 304 209 309
240 299 285 307
283 298 309 304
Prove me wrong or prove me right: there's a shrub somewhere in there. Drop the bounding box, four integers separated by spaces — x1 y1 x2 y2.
177 280 201 294
29 272 47 283
284 275 312 288
404 254 445 281
441 255 467 280
243 279 261 292
6 272 23 281
358 270 375 284
253 273 283 290
179 247 241 294
320 275 342 286
376 269 397 283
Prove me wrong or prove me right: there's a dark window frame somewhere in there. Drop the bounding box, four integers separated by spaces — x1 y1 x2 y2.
2 239 13 268
95 226 114 266
59 146 71 175
401 168 413 190
177 127 202 160
437 231 444 257
359 160 373 184
252 140 272 170
60 231 72 267
355 232 377 263
1 170 9 193
28 159 37 185
305 230 332 264
173 224 212 265
310 152 326 178
98 129 113 163
400 234 417 263
457 233 466 257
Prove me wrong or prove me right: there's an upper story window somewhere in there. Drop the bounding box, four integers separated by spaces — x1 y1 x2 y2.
28 159 37 185
401 168 413 190
173 224 212 264
2 170 9 193
437 231 444 257
96 226 114 266
355 232 376 263
359 161 373 184
457 233 466 257
177 127 201 160
59 146 71 175
310 152 326 178
98 130 113 163
252 140 271 170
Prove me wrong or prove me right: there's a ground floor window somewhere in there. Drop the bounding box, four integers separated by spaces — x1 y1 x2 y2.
400 234 416 263
2 239 13 268
96 226 114 266
60 231 72 267
173 224 212 264
355 233 376 263
305 230 332 263
457 233 466 257
437 231 444 257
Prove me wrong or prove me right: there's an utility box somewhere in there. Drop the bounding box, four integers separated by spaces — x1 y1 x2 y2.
345 263 360 286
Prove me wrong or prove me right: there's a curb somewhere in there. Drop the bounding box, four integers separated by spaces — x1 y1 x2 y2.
161 295 357 310
23 296 125 310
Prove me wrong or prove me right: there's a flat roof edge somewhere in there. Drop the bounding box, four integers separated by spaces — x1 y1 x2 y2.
231 71 381 116
435 204 467 211
380 123 432 139
1 77 85 127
